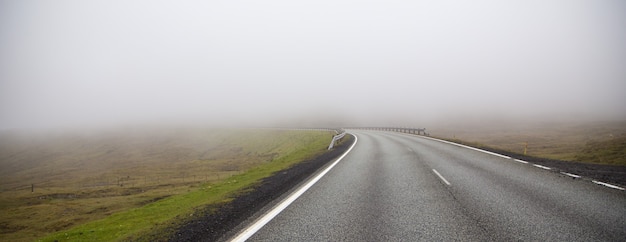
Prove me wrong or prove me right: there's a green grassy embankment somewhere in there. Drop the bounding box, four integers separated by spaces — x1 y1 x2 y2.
0 128 333 241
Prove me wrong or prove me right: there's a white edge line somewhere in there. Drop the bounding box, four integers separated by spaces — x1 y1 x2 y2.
592 180 625 191
532 164 552 170
432 169 451 186
514 159 529 164
229 134 358 242
560 172 581 178
418 135 511 159
390 131 626 192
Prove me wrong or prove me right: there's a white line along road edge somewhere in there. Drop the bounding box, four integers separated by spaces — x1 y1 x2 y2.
560 172 581 179
532 164 552 170
396 132 626 191
514 159 529 164
229 134 358 242
418 135 511 159
592 180 625 191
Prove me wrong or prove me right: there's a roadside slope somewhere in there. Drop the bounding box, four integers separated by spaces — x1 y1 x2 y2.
31 129 338 241
168 135 355 241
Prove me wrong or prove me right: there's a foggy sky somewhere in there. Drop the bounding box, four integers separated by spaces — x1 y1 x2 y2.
1 0 625 129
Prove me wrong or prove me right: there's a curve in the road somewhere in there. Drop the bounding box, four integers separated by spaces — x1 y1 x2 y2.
229 134 358 242
229 130 626 241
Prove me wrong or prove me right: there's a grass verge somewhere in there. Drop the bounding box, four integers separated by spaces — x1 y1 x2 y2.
431 120 626 165
0 128 332 241
434 135 626 166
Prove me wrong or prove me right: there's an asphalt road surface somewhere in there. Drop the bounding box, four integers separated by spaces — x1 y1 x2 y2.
232 130 626 241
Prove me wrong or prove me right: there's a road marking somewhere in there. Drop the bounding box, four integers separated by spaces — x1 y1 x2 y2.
419 136 511 159
560 172 581 178
229 134 358 242
532 164 551 170
432 169 451 186
592 180 625 191
388 131 625 193
514 159 529 164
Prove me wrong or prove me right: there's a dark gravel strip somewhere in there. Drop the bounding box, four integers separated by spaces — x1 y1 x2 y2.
168 135 355 242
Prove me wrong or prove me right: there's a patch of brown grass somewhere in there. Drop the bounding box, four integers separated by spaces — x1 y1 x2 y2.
431 120 626 165
575 133 626 165
0 127 332 241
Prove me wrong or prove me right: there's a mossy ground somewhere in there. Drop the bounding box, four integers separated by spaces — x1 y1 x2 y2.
0 128 333 241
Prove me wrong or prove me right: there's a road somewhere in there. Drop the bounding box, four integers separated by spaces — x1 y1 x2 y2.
231 130 626 241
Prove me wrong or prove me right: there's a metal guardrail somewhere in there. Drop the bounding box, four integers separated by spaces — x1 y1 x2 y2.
346 127 428 136
328 132 347 150
327 127 427 149
325 127 428 150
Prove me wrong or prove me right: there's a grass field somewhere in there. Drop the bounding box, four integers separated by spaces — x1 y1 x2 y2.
431 120 626 165
0 127 334 241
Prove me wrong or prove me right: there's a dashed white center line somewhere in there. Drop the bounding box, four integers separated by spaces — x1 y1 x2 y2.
532 164 552 170
560 172 581 178
432 169 451 186
592 180 625 191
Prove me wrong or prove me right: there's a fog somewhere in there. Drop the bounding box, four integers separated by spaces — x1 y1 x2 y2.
1 0 625 130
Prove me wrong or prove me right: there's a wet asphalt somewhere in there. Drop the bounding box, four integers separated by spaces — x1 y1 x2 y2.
239 130 626 241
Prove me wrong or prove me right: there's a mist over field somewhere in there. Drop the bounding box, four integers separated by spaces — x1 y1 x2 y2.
1 0 625 130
